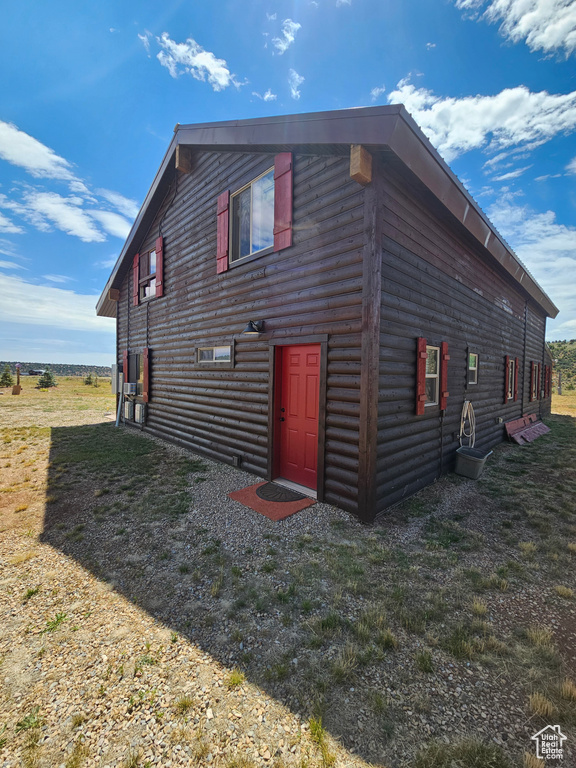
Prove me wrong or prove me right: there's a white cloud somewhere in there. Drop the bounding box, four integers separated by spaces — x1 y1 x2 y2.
95 189 139 219
21 191 106 242
493 165 532 181
272 19 301 54
455 0 576 57
96 255 119 270
370 84 386 102
0 211 24 234
88 210 132 240
252 89 278 102
336 0 352 5
288 69 305 100
156 32 239 91
0 120 76 181
138 31 151 53
43 274 74 284
0 260 25 270
487 198 576 334
566 157 576 174
426 42 437 50
388 79 576 162
0 275 115 333
266 12 277 21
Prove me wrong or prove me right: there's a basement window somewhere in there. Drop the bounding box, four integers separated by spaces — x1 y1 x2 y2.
197 345 232 364
230 168 274 263
139 249 156 300
468 352 478 385
425 346 440 406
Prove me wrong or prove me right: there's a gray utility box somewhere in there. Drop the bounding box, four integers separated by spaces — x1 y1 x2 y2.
455 447 493 480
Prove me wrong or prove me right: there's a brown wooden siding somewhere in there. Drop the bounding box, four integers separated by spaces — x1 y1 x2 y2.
118 152 365 514
375 162 549 514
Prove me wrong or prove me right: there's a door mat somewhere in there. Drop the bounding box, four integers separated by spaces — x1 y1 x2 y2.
229 482 315 521
256 482 307 502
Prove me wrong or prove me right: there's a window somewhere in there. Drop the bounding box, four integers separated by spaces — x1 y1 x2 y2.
230 168 275 263
123 348 150 401
425 346 440 406
468 352 478 385
139 249 157 300
198 345 232 364
507 358 515 400
132 236 164 305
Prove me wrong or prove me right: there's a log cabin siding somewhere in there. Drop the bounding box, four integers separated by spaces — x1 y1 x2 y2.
117 151 365 513
375 164 542 514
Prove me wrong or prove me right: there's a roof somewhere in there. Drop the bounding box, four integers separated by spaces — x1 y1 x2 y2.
96 105 559 319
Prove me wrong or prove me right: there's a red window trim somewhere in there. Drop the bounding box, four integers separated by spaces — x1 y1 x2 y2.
216 190 230 274
440 342 450 410
155 236 164 297
123 349 129 383
273 152 293 252
132 254 139 306
504 355 510 405
142 347 150 402
416 337 427 416
513 357 519 402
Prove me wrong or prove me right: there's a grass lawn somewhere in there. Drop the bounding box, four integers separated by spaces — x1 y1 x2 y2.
0 382 575 767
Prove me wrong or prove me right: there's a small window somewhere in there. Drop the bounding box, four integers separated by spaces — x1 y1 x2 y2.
507 358 516 401
139 249 156 300
198 345 232 363
230 168 275 263
468 352 478 385
425 346 440 406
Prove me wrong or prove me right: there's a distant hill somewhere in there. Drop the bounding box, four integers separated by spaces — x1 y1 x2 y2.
548 340 576 390
0 361 111 378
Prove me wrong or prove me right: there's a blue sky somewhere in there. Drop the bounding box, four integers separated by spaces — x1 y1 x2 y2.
1 0 575 365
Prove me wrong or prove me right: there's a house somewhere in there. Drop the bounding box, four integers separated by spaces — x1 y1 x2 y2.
96 106 558 523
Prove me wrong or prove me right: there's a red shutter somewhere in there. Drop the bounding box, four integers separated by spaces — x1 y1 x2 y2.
155 237 164 297
273 152 293 252
216 191 230 274
132 254 140 306
416 337 427 415
538 363 542 399
440 342 450 410
123 350 129 383
142 347 150 403
513 357 519 402
504 355 510 404
529 361 535 402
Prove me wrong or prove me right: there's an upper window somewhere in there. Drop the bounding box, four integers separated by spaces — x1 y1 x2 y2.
425 346 440 406
139 249 156 301
230 168 275 263
507 358 516 400
468 352 478 385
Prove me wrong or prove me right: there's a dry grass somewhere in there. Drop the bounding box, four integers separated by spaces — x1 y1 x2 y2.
529 692 557 719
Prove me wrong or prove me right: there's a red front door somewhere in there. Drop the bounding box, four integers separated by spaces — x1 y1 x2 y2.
277 344 320 490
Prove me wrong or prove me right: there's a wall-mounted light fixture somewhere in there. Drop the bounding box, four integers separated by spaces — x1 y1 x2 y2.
241 320 265 335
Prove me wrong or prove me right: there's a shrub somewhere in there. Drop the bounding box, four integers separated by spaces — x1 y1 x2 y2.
0 364 14 387
37 369 57 388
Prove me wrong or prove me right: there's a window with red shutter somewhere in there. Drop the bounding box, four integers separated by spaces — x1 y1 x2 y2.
142 347 150 402
217 190 230 273
513 357 519 402
504 356 510 404
416 337 427 415
440 342 450 410
155 237 164 297
273 152 293 252
132 255 139 306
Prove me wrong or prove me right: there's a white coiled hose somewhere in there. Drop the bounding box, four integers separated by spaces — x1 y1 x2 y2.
459 400 476 448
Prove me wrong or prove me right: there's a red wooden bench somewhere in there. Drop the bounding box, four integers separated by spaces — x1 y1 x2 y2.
505 413 550 444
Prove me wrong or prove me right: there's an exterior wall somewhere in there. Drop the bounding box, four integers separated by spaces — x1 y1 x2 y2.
117 151 366 514
375 162 550 514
